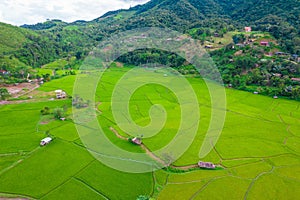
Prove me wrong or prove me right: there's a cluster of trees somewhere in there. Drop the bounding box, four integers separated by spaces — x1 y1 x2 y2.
13 29 94 68
40 106 67 119
188 27 230 44
21 20 66 30
117 49 185 67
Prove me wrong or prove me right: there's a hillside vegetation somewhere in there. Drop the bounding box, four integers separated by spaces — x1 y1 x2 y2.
0 0 299 99
0 22 35 54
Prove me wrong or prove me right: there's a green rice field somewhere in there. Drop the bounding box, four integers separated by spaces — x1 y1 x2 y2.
0 66 299 199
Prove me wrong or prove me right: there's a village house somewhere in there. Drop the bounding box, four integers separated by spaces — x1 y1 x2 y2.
204 45 213 49
0 70 8 75
131 137 142 145
214 32 220 37
245 27 252 32
275 52 288 56
260 41 269 46
273 73 282 78
55 90 66 99
236 43 245 48
40 137 52 146
198 161 216 169
291 54 300 62
291 78 300 82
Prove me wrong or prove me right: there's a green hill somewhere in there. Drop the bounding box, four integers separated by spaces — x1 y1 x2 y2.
0 0 299 98
2 0 300 63
0 22 35 54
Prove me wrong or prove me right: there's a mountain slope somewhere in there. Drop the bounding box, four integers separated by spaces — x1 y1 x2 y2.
0 22 36 54
91 0 299 53
1 0 300 66
0 0 299 99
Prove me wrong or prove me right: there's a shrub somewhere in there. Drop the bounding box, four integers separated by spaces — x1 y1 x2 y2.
0 88 10 100
137 195 150 200
40 107 50 115
53 108 65 119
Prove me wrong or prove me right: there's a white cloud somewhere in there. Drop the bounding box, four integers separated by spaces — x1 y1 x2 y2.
0 0 149 26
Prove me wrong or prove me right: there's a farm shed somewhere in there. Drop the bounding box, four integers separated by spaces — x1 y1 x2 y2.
198 161 216 169
245 27 252 32
131 137 142 145
40 137 52 146
55 90 66 99
204 45 213 49
260 41 269 46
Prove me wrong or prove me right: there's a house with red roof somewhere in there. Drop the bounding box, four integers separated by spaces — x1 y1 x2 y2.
245 27 252 32
260 41 269 46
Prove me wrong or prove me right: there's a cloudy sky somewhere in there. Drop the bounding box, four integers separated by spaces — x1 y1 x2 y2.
0 0 150 26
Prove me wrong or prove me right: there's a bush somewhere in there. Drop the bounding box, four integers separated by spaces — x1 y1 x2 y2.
53 108 65 119
0 88 10 100
40 107 50 115
137 195 150 200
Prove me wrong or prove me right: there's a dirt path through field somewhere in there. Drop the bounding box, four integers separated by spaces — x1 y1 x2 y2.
109 127 208 170
0 198 28 200
109 127 167 166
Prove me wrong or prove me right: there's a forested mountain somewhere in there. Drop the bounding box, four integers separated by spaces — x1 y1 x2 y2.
10 0 300 64
1 0 300 98
117 0 300 53
4 0 300 63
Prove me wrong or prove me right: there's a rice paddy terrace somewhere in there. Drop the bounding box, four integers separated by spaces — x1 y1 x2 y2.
0 67 299 199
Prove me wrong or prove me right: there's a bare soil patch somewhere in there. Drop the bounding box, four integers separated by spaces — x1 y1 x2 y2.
1 83 39 98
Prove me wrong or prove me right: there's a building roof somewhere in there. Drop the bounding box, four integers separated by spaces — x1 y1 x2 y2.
41 137 52 143
198 161 216 169
245 27 252 32
132 137 142 145
273 73 282 77
204 45 213 48
291 78 300 82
